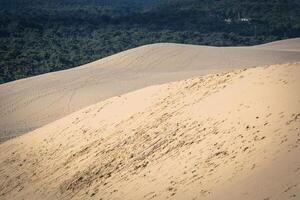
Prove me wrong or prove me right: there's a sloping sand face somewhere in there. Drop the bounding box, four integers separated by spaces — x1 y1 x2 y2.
1 38 300 142
255 38 300 51
0 62 299 200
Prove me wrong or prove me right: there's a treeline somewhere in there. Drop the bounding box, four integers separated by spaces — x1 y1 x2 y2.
0 0 299 83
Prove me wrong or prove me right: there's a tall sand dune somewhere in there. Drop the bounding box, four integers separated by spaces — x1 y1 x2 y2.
255 38 300 51
0 62 299 199
1 38 300 142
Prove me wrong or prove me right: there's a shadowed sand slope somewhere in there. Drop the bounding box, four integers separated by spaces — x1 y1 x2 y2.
1 38 300 142
0 62 299 200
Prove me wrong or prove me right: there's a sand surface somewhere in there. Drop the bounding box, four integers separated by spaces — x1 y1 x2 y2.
1 38 300 142
0 62 299 200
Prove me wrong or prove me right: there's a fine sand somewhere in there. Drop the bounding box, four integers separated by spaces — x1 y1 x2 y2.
0 62 299 200
1 38 300 142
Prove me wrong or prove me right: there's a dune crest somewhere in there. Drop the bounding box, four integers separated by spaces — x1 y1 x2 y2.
1 38 300 142
0 62 299 200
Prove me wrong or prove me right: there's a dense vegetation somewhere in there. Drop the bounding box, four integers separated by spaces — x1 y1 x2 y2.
1 0 300 83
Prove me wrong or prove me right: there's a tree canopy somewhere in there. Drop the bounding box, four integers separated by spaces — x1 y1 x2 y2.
0 0 299 83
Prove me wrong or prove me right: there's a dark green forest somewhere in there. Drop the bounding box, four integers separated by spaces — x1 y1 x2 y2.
1 0 300 83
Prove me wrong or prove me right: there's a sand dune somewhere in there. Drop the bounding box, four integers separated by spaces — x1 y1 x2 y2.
255 38 300 51
1 38 300 142
0 62 299 199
